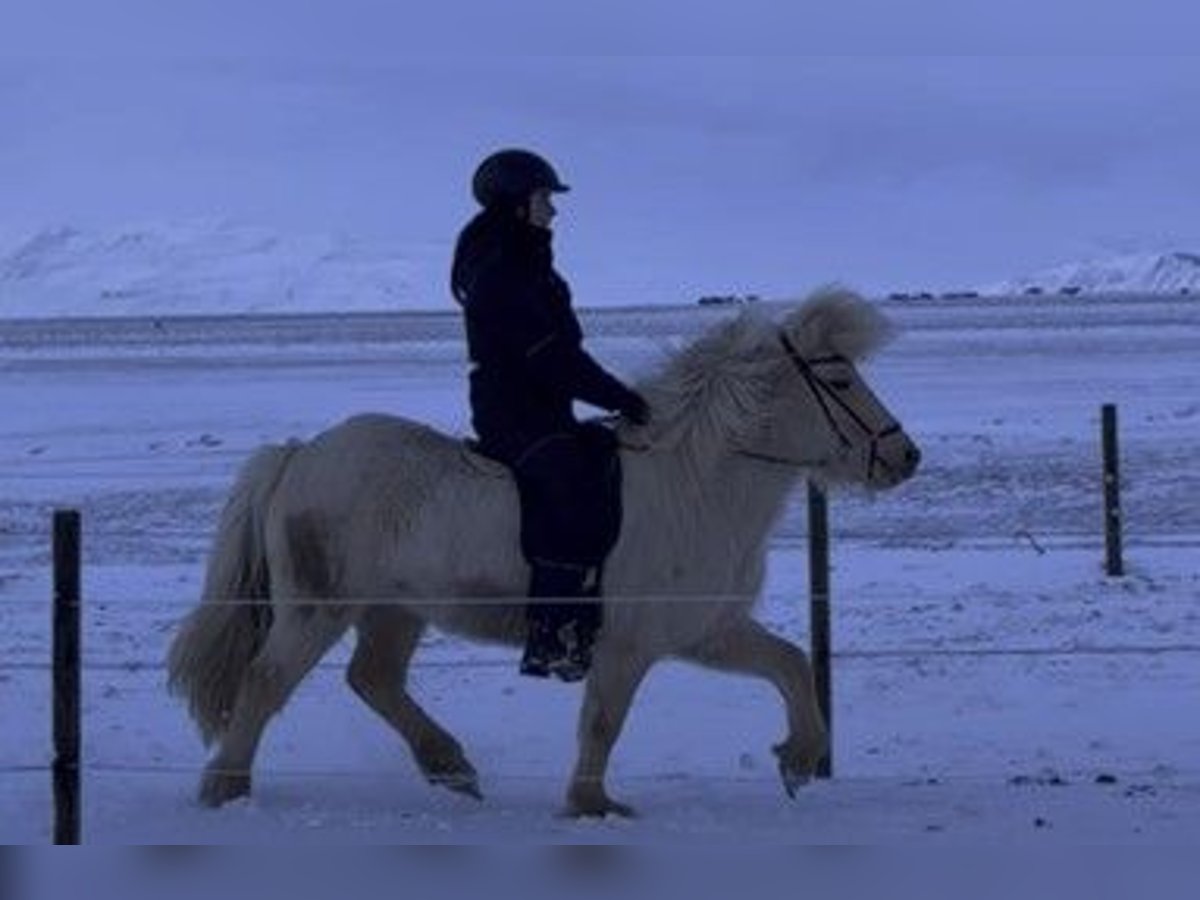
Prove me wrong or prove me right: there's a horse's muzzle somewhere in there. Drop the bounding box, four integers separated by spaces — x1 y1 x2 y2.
901 441 922 479
871 430 921 487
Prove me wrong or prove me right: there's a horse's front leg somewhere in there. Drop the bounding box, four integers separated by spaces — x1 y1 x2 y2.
678 616 828 797
566 639 653 818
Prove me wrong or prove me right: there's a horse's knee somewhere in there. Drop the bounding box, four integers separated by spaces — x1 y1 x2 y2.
577 654 649 745
578 700 616 745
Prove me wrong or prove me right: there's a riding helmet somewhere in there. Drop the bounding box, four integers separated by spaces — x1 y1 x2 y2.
471 149 570 209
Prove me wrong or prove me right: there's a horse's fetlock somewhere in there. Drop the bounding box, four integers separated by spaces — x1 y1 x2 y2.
199 764 252 808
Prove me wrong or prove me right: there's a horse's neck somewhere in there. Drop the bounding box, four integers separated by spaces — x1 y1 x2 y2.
639 447 801 553
711 455 801 543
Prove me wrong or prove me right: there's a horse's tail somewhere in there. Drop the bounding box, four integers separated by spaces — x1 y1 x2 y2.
166 440 301 746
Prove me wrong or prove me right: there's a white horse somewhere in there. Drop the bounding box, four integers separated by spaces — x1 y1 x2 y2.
167 287 920 817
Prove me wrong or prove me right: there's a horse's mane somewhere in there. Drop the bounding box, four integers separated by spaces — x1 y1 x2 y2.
631 286 893 461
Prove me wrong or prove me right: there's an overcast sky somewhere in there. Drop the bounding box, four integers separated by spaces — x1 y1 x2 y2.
3 3 1200 304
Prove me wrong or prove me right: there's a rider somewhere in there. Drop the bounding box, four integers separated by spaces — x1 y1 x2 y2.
451 148 650 681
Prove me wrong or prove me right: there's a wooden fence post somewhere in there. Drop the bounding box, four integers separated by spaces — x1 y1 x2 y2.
807 481 832 778
1101 404 1124 577
52 509 81 845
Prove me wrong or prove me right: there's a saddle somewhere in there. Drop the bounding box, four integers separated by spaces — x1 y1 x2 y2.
460 438 511 478
459 424 625 571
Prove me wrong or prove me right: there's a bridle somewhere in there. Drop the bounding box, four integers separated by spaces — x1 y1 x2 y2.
735 330 903 480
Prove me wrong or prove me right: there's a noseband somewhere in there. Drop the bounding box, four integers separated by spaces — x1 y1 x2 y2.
737 331 903 480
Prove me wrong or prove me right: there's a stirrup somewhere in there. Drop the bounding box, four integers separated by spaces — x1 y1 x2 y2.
518 621 592 682
545 656 589 683
545 622 592 682
519 655 552 679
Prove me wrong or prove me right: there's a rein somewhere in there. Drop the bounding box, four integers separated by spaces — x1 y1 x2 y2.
736 332 902 480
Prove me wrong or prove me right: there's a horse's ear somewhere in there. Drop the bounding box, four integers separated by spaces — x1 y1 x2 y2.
782 286 894 360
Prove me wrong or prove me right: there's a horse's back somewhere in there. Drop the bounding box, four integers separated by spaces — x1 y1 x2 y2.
271 410 516 553
314 412 455 459
260 412 527 634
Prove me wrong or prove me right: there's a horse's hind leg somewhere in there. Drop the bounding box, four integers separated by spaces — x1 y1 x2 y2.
678 616 828 797
199 608 349 807
347 607 481 799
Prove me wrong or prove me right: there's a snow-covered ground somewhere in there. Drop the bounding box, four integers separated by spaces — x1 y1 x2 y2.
1 294 1198 843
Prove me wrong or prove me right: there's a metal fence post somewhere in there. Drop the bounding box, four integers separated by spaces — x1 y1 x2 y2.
52 509 81 845
807 481 832 778
1101 404 1124 577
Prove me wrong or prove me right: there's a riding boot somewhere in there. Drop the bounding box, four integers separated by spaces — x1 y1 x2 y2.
520 563 601 682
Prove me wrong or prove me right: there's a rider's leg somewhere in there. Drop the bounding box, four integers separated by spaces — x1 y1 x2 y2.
520 561 592 680
513 432 612 682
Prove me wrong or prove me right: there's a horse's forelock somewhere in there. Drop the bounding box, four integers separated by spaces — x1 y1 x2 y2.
780 286 894 361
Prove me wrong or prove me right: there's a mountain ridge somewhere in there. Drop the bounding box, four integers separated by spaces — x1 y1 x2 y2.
2 222 1197 318
0 221 444 318
981 250 1200 296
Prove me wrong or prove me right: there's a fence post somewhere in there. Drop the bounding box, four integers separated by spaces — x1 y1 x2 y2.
52 509 81 845
807 481 832 778
1101 404 1124 577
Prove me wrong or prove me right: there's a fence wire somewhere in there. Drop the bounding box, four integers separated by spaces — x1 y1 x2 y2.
0 761 788 786
5 641 1200 676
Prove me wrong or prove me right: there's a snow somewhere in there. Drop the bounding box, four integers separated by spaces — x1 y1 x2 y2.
1 289 1198 844
4 221 1200 320
981 250 1200 297
0 222 446 319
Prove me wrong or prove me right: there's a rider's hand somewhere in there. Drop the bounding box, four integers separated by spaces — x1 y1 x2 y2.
619 390 651 426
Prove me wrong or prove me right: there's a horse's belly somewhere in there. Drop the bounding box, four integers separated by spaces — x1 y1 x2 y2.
416 601 526 649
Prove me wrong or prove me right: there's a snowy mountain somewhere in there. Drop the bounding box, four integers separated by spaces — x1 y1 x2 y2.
4 223 1198 320
0 222 447 319
981 251 1200 297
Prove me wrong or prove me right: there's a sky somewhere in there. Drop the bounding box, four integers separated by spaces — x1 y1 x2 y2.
3 2 1200 304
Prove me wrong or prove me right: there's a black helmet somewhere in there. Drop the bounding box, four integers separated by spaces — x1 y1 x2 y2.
471 148 570 209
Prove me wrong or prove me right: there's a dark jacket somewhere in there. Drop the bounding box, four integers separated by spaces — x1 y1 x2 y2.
451 209 638 462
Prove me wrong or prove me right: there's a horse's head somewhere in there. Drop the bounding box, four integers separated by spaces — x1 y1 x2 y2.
633 287 919 489
746 288 921 489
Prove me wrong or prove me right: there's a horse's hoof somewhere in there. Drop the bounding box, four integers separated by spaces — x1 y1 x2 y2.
564 788 637 819
422 748 483 801
779 767 811 799
198 768 251 808
773 739 820 799
431 771 484 801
